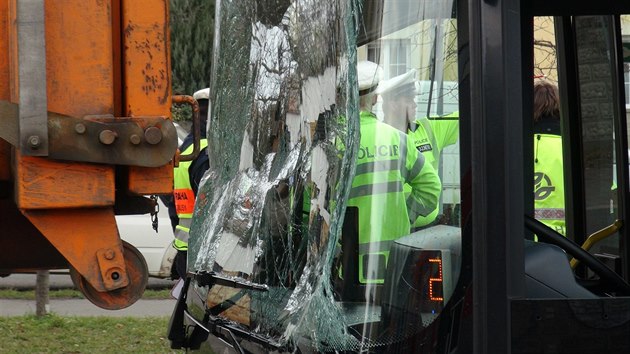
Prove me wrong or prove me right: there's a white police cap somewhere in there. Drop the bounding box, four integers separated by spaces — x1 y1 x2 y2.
193 88 210 100
376 69 417 97
357 60 383 95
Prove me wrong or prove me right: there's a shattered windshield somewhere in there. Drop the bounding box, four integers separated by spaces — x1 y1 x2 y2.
188 0 460 351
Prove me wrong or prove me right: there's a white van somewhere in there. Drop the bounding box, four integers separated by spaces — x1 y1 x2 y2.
116 198 176 279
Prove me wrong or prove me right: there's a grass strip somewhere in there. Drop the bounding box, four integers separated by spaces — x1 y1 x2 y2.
0 314 181 353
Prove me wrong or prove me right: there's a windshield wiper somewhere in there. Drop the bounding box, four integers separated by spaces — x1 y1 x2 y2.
194 271 269 291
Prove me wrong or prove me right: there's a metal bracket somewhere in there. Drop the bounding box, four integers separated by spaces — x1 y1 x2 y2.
0 101 177 167
2 102 178 167
48 113 178 167
95 247 130 291
18 0 48 156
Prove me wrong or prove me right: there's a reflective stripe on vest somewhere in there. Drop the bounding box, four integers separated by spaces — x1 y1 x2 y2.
173 237 189 251
534 208 565 220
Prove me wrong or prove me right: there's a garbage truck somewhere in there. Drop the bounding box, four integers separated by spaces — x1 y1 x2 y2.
0 0 200 310
166 0 630 353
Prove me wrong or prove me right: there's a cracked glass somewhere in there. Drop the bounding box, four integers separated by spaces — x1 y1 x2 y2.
188 0 460 351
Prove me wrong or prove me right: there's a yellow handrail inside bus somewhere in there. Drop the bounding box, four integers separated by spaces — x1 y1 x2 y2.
570 219 623 269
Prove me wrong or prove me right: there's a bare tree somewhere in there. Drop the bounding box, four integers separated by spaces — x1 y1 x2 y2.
533 17 558 81
35 270 49 317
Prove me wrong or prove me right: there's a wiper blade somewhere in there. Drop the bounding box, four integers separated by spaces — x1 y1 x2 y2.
194 271 268 292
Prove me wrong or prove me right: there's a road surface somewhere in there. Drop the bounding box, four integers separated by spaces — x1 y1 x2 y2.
0 273 178 317
0 298 177 317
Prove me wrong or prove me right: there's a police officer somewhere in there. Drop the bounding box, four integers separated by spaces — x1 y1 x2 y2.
170 88 210 280
377 70 459 229
532 80 565 235
349 61 441 284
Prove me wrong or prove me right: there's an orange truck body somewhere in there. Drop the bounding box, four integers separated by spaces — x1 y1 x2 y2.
0 0 177 309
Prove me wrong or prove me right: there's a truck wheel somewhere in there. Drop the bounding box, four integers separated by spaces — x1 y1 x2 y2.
70 241 149 310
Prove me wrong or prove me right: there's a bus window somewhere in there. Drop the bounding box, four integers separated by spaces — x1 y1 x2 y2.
182 0 462 351
581 14 630 276
532 15 628 288
573 16 622 277
358 7 461 233
534 17 558 81
532 17 564 237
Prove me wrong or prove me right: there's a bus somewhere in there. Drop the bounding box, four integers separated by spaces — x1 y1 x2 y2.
167 0 630 352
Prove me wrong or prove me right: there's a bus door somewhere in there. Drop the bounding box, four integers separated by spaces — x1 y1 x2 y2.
469 1 630 353
510 4 630 354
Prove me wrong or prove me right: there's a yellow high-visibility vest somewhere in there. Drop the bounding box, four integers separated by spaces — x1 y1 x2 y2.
172 139 209 250
407 111 459 228
348 111 441 283
534 133 566 236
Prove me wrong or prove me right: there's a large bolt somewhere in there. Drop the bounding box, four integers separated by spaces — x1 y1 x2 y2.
144 126 162 145
99 130 118 145
129 134 141 145
104 249 115 260
27 135 41 149
74 123 86 135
